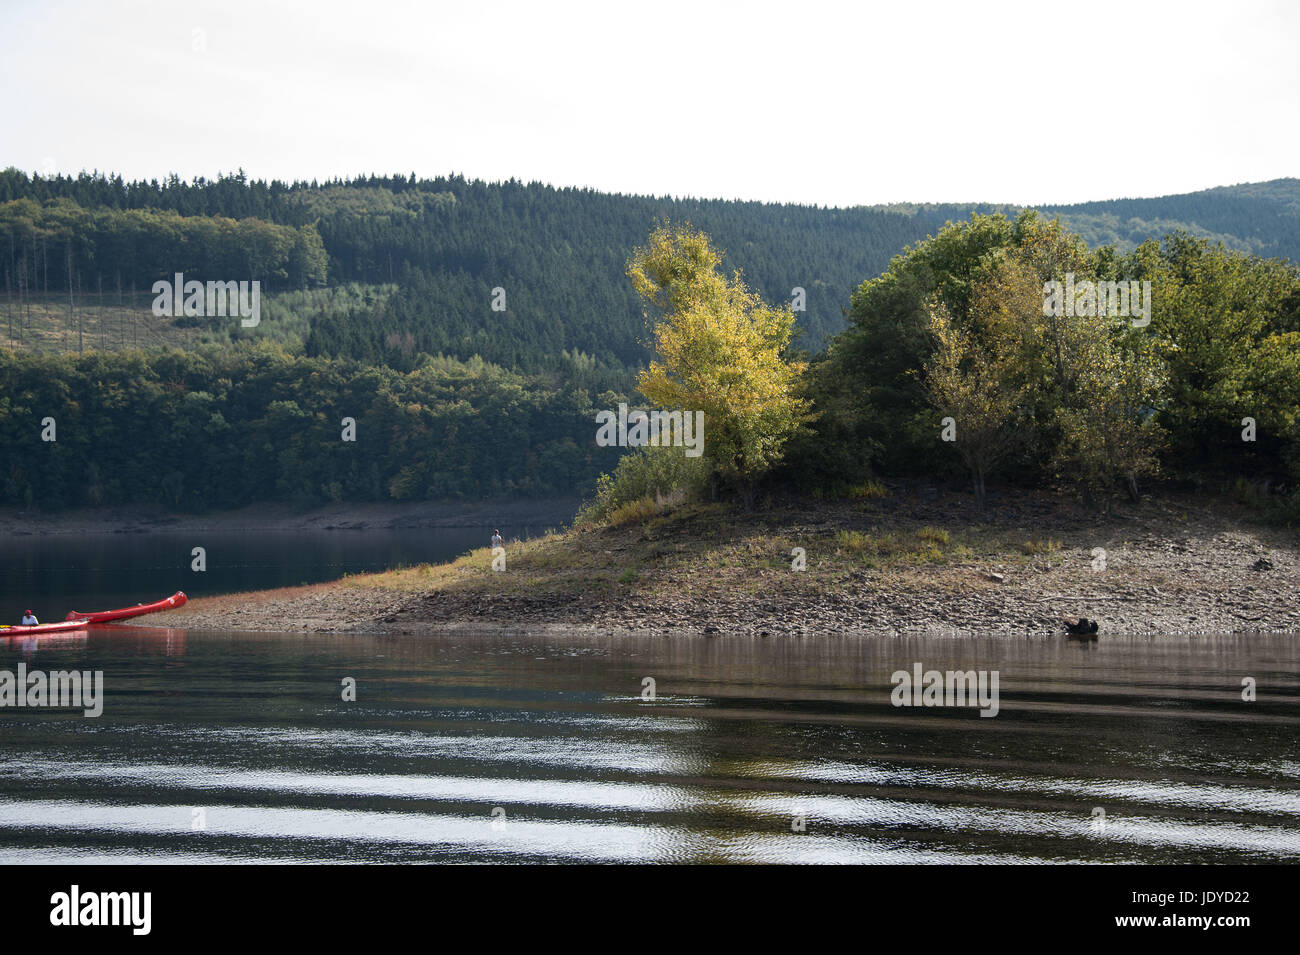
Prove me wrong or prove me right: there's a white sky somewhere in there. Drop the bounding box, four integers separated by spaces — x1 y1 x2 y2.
3 0 1297 207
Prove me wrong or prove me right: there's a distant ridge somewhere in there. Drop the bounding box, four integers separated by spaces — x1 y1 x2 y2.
860 178 1300 263
2 169 1297 366
1039 178 1300 260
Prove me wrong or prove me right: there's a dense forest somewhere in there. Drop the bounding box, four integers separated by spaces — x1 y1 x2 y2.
0 168 972 365
0 347 622 510
1044 180 1300 261
0 198 329 293
797 213 1300 497
1 168 1298 513
585 214 1300 523
5 170 1297 371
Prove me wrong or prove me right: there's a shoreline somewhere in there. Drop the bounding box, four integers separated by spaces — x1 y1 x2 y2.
157 490 1300 639
0 497 581 537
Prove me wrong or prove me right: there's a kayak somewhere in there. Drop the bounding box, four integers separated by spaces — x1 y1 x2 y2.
1 619 91 636
1 592 187 637
64 591 188 624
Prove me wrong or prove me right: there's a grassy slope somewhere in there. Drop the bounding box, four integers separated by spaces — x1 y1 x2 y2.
351 495 1071 604
0 284 392 354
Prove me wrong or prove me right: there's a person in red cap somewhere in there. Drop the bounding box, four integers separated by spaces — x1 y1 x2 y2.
20 609 38 626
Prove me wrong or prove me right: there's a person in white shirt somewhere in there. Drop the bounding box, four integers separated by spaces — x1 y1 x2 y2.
490 529 504 549
20 609 39 626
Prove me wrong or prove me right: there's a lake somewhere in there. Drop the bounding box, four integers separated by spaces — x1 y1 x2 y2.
2 626 1298 863
0 524 552 620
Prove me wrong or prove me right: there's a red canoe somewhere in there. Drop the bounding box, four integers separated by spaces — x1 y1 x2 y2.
1 618 91 636
64 591 188 624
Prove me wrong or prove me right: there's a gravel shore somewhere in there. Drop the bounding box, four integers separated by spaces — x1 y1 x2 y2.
162 491 1300 638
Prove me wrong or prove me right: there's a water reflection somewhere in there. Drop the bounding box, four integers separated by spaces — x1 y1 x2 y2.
0 629 1297 863
4 627 187 662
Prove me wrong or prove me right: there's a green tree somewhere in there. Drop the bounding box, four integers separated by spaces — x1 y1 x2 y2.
1056 340 1167 507
918 299 1025 512
1130 234 1300 480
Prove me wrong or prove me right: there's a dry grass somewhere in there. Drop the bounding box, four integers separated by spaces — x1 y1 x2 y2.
337 488 1273 613
813 480 890 501
606 497 659 527
350 500 1013 603
1018 537 1063 556
1 293 193 353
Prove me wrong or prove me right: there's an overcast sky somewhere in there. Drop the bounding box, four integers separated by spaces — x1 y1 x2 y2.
3 0 1297 207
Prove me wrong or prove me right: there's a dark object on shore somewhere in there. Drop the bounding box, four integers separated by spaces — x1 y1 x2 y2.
1063 616 1099 637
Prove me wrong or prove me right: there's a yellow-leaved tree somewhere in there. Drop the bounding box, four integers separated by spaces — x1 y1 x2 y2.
628 224 811 507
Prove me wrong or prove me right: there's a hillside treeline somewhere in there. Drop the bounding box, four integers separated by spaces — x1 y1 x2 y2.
1047 180 1300 261
0 346 622 510
3 168 1299 514
796 212 1300 502
6 169 1297 375
0 168 1011 363
0 199 329 296
586 213 1300 523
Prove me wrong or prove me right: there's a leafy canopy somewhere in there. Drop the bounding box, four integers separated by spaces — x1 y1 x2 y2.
629 224 812 498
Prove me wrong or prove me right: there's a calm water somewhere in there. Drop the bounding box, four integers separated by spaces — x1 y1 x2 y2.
1 628 1297 864
0 525 551 620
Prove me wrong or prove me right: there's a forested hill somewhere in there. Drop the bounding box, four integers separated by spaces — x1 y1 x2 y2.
3 169 1298 513
5 169 1297 375
1 169 976 367
1039 179 1300 261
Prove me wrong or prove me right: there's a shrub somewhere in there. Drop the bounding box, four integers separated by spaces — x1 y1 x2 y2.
606 497 659 527
834 529 872 553
576 445 710 525
915 526 950 545
813 480 890 501
1019 537 1061 555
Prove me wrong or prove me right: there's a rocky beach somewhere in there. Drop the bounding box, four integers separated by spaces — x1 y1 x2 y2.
158 490 1300 639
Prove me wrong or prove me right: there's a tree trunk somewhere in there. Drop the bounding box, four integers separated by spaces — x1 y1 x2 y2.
1080 480 1095 510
